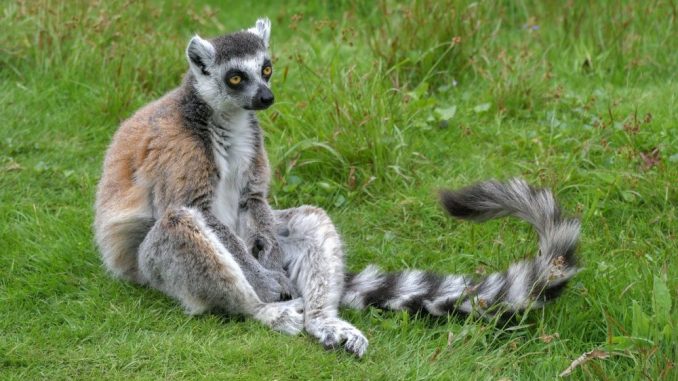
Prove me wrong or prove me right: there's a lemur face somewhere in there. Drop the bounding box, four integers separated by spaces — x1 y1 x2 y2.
186 18 274 112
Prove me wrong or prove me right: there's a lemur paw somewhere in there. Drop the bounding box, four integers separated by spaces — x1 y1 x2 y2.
269 270 300 301
306 318 368 358
255 298 304 335
254 269 299 303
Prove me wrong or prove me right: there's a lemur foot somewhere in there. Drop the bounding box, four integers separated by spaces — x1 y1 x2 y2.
255 298 304 335
306 317 368 358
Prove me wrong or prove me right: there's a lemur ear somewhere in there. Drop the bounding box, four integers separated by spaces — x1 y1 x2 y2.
186 35 215 76
248 17 271 48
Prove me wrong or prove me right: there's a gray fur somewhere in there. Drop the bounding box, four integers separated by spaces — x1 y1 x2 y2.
342 179 580 319
177 19 291 297
138 207 303 334
96 17 581 360
202 211 297 302
275 206 368 357
211 32 266 64
186 35 216 76
95 18 301 334
247 18 271 49
185 21 273 113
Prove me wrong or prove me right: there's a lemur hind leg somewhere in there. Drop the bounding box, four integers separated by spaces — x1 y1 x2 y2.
275 206 369 357
138 207 303 335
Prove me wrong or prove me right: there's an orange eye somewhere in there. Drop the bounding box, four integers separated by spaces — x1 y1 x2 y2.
262 66 272 76
228 75 242 85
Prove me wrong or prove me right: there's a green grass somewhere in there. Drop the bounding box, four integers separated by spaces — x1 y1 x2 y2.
1 0 677 379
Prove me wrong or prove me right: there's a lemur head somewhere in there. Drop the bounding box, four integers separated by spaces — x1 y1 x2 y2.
186 18 274 112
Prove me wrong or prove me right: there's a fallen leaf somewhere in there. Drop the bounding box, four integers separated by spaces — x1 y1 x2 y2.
333 194 346 208
540 332 560 344
473 103 491 113
435 105 457 121
2 162 22 172
347 166 356 189
559 349 609 377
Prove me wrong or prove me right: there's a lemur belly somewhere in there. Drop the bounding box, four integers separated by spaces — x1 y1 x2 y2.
210 112 255 232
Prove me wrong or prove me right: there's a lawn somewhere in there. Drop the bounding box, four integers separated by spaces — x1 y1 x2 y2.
1 0 676 379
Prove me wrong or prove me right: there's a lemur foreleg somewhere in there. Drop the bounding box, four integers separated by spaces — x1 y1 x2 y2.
201 210 298 301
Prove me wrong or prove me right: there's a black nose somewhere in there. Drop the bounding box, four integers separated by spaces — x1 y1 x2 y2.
251 86 274 110
260 91 274 106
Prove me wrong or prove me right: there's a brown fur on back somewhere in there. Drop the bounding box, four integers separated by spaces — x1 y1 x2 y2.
94 86 217 282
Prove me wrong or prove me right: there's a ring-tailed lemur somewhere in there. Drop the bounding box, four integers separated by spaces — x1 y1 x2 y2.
94 18 580 358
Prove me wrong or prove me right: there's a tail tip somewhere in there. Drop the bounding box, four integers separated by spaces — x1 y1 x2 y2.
439 189 477 219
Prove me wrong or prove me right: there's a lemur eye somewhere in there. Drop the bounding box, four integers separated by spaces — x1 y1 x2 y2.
228 75 242 85
262 66 272 76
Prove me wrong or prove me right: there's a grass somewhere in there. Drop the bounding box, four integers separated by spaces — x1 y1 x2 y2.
1 0 676 379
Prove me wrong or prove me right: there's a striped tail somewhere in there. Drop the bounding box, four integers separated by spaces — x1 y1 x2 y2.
341 178 580 318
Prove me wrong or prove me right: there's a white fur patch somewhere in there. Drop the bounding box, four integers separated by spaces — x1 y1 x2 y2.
186 35 215 77
341 265 384 308
474 273 505 307
423 275 470 315
210 111 255 230
437 275 470 300
383 270 427 310
505 261 532 307
247 17 271 48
